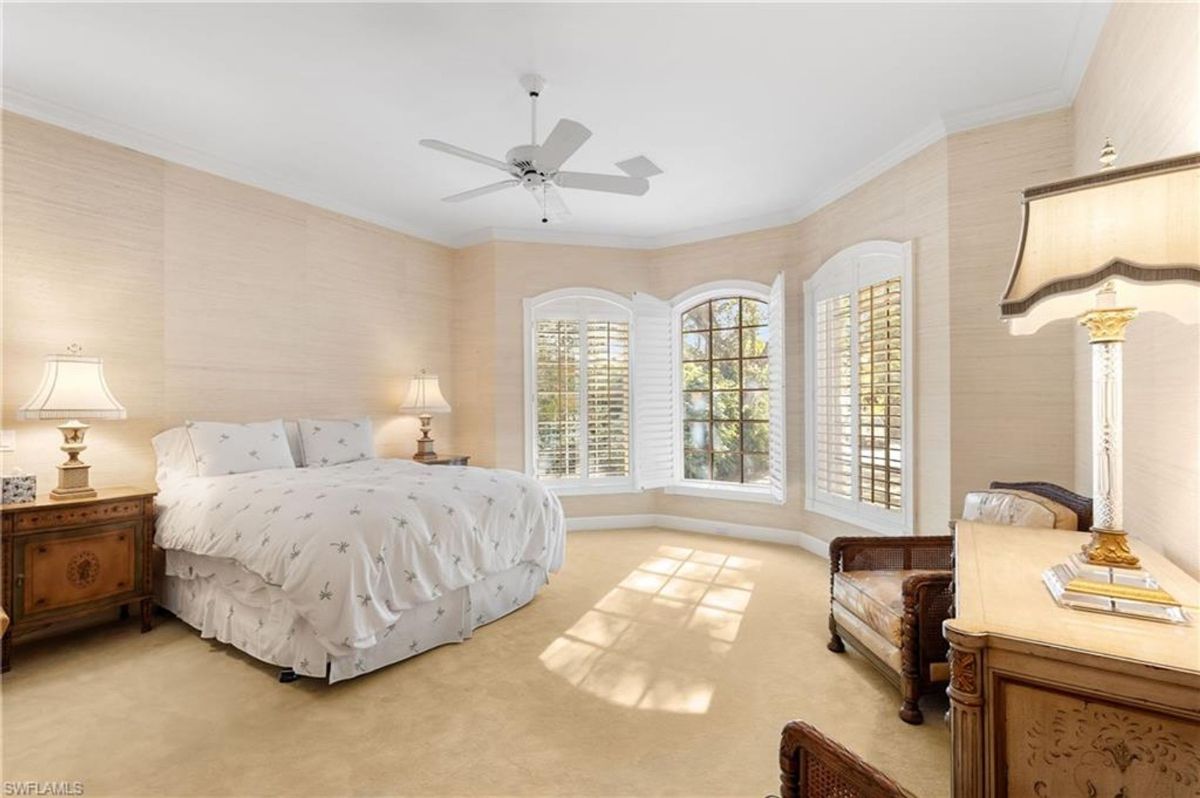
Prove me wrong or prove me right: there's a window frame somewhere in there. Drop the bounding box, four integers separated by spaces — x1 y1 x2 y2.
523 287 635 496
803 241 915 536
666 280 776 503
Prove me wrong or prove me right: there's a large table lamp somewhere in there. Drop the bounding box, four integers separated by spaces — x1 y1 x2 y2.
1001 146 1199 622
18 345 127 500
399 369 451 461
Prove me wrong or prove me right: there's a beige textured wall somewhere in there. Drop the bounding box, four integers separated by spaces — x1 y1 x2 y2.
1070 2 1200 575
2 112 457 490
649 141 952 539
946 110 1075 505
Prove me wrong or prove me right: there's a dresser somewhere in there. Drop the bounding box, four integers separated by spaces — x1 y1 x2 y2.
945 521 1200 797
1 486 157 672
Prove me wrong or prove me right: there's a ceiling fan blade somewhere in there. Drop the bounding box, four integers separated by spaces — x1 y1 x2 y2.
442 179 520 203
615 155 664 178
554 171 650 196
526 183 571 223
419 139 510 171
537 119 592 172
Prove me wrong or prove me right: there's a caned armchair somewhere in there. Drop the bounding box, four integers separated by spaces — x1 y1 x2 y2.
778 721 915 798
827 480 1092 724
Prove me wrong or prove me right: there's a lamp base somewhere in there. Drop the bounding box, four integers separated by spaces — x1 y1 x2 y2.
1082 527 1140 569
412 414 437 461
50 419 96 501
1043 553 1186 624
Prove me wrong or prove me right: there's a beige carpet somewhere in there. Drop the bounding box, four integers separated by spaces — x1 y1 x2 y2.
1 528 949 797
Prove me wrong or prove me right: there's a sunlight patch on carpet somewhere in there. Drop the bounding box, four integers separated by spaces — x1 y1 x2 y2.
538 545 760 714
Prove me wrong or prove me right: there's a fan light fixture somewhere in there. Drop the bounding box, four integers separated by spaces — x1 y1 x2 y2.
420 74 662 223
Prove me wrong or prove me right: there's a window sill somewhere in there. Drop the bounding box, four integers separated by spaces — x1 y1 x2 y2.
664 482 779 504
540 480 637 497
805 498 912 537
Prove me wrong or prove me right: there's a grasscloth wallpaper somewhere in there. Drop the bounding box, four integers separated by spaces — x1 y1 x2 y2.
2 112 457 489
2 3 1195 576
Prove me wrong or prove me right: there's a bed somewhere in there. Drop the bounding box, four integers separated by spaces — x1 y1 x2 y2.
152 423 565 682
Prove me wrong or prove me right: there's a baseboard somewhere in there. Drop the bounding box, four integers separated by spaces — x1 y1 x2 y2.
565 513 829 559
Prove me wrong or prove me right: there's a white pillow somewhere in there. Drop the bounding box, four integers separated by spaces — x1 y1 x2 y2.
152 426 198 487
297 418 374 467
185 419 296 477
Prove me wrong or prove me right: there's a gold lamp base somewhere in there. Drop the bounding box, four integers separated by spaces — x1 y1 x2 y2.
1082 527 1140 569
50 420 97 501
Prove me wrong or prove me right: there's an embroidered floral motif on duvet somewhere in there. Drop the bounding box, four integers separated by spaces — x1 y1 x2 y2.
155 459 565 656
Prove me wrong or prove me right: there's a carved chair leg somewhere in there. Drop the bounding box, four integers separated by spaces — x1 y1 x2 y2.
827 614 845 653
899 693 924 725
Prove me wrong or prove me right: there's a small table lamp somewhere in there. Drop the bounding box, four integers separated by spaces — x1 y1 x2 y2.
399 369 451 462
1002 146 1199 621
18 345 126 500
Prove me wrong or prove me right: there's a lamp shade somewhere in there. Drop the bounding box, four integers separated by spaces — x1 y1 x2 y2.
399 371 451 414
18 351 126 420
1002 153 1200 335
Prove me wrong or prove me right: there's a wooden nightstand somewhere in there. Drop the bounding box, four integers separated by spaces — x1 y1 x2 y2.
414 455 470 466
1 486 157 672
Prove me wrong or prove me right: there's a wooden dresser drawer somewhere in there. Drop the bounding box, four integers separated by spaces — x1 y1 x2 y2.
19 522 140 618
13 499 145 532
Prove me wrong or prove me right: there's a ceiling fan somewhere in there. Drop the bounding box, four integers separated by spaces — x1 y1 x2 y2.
420 74 662 223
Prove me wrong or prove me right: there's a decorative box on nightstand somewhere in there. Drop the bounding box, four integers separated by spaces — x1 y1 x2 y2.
1 486 157 672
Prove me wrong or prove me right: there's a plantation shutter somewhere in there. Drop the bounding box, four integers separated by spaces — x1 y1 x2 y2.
812 289 855 503
632 292 675 489
767 272 787 502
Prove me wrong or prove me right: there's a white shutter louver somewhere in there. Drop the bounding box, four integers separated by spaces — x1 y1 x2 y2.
632 292 675 489
814 292 854 500
767 272 787 502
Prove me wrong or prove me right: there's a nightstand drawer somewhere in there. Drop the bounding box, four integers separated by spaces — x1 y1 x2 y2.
14 499 144 532
18 522 140 618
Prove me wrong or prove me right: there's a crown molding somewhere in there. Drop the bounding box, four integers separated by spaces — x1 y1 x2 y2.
0 87 460 248
2 1 1108 256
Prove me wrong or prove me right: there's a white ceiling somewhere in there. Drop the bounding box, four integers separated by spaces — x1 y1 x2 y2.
2 3 1109 249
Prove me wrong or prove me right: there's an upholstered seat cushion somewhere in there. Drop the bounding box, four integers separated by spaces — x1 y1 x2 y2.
961 489 1078 530
832 569 931 647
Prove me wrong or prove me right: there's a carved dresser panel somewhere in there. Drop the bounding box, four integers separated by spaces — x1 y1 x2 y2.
945 522 1200 798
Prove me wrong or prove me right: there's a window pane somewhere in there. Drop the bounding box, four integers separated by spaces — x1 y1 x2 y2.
683 361 710 390
682 303 710 331
713 390 740 420
742 325 768 358
743 358 768 389
742 391 769 421
712 298 740 328
743 454 769 484
712 453 741 482
586 321 630 479
685 451 711 480
741 298 765 326
712 422 740 451
684 391 710 420
678 295 771 486
684 421 711 450
682 331 710 361
713 360 739 389
712 328 739 359
742 421 769 453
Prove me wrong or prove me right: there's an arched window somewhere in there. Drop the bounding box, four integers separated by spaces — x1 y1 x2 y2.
632 276 786 503
804 241 914 535
679 295 771 484
523 288 633 493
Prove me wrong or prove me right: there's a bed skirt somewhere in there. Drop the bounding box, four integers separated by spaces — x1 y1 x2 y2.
160 552 548 683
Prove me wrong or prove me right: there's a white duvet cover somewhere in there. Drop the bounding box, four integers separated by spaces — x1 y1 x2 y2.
156 459 565 657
